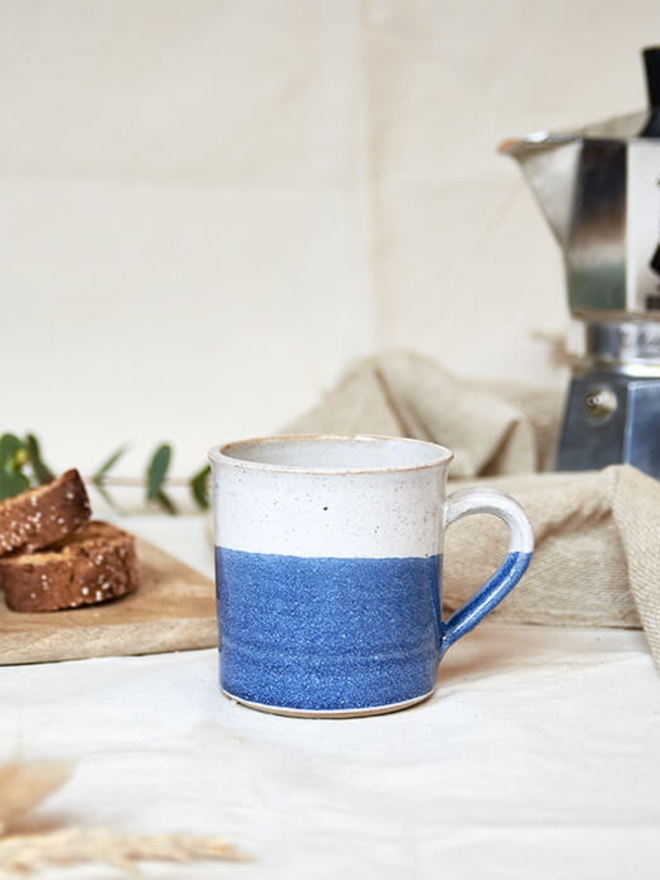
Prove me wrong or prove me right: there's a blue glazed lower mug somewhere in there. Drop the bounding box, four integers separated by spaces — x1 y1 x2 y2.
209 435 533 718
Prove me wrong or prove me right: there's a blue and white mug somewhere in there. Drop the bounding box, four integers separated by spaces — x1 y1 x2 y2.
209 435 533 718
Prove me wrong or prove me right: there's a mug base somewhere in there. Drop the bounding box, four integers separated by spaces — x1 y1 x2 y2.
221 688 433 718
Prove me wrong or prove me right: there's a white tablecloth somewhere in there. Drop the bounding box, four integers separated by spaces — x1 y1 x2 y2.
3 516 660 879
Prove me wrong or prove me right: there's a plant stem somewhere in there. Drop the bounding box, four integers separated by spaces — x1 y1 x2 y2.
86 476 191 488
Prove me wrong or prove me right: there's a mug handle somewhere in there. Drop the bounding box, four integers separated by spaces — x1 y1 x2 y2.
440 487 534 655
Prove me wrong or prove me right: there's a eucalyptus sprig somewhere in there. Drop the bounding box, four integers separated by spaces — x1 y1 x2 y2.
146 444 176 515
0 433 211 514
0 433 52 500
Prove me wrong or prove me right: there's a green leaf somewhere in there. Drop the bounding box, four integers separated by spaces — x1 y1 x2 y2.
155 489 177 515
0 434 26 469
190 465 211 510
146 444 172 502
0 434 30 499
0 469 30 501
94 445 129 480
91 478 123 514
25 433 54 484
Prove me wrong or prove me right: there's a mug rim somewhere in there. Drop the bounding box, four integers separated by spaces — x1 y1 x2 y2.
208 433 453 475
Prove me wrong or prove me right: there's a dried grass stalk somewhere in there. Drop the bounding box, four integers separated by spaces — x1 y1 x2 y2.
0 761 244 875
0 762 73 835
0 828 244 875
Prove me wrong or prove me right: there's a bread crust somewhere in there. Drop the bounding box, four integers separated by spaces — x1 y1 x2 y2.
0 521 139 612
0 470 91 556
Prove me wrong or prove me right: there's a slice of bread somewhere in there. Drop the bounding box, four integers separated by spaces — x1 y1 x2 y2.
0 470 91 557
0 521 139 612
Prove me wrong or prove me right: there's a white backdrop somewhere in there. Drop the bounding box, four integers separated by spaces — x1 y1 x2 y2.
2 0 660 482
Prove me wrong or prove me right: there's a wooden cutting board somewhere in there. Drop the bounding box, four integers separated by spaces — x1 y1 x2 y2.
0 536 218 665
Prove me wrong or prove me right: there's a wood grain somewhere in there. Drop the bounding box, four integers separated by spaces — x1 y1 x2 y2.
0 537 218 665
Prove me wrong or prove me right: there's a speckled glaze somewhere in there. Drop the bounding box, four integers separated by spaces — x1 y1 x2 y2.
209 435 533 717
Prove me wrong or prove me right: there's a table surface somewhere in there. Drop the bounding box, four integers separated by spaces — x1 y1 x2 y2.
3 515 660 880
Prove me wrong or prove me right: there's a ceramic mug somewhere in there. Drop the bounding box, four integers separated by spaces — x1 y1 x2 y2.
209 434 533 718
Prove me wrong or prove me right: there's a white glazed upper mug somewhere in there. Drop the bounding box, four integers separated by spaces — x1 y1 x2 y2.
209 434 534 718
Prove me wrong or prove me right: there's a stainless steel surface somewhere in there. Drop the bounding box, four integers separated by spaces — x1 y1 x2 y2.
625 382 660 475
583 387 618 421
502 129 660 320
582 320 660 374
501 47 660 322
557 372 660 477
502 48 660 479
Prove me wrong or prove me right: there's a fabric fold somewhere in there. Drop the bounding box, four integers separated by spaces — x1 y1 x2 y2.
285 351 660 670
286 351 562 477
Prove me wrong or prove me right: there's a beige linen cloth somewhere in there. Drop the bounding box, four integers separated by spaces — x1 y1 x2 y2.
286 351 660 669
